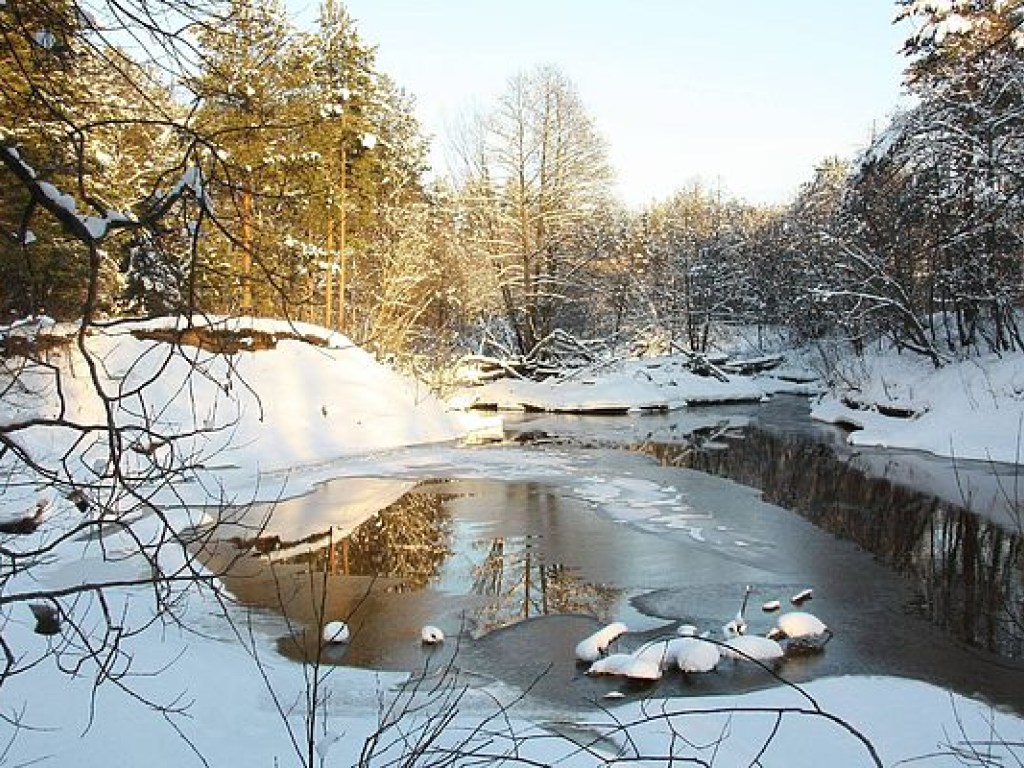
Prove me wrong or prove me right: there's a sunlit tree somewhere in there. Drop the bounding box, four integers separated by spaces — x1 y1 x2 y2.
451 65 614 361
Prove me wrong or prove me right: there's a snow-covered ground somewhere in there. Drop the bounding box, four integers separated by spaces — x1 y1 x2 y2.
0 316 464 513
454 343 1024 466
452 353 818 413
2 319 1022 766
810 347 1024 465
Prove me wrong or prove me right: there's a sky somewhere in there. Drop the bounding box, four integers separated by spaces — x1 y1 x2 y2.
294 1 914 207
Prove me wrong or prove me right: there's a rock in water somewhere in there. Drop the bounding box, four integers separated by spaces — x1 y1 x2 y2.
322 620 350 644
421 625 445 645
574 621 628 663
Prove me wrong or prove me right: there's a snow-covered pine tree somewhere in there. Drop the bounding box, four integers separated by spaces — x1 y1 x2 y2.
189 0 320 317
0 0 180 316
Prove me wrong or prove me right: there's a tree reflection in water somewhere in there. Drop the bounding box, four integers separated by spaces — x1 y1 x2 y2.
469 537 619 637
644 426 1024 659
193 485 458 669
200 479 621 668
917 507 1023 657
281 489 455 591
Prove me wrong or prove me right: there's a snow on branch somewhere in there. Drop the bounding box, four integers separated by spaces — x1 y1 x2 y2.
151 164 214 218
0 314 57 343
0 142 140 243
0 143 216 245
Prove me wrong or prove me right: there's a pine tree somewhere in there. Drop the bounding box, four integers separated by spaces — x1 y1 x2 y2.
1 0 181 317
190 0 319 316
308 3 431 337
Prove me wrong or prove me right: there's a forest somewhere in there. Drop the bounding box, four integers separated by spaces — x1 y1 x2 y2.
2 0 1023 371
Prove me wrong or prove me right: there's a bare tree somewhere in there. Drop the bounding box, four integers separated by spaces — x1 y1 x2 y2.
0 0 294 752
450 65 614 364
792 1 1024 360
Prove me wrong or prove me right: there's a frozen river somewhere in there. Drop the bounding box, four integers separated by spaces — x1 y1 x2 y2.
201 396 1024 716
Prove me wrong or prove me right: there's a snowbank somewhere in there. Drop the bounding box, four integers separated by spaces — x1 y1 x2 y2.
812 349 1024 464
2 322 1023 767
453 342 1024 465
4 588 1021 768
455 355 813 413
1 316 466 512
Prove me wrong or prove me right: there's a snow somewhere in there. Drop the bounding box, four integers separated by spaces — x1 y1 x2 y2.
19 172 133 241
420 624 445 644
721 633 785 662
575 676 1022 767
3 316 465 511
456 355 807 413
587 652 635 676
810 348 1024 464
76 207 136 241
574 621 629 662
38 179 76 212
772 610 829 639
32 29 56 49
2 320 1023 766
81 214 109 238
454 343 1024 465
674 635 721 673
5 601 1021 768
0 313 55 339
164 164 215 212
322 619 351 643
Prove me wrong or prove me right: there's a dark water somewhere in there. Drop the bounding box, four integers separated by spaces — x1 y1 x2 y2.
646 433 1024 656
200 429 1024 715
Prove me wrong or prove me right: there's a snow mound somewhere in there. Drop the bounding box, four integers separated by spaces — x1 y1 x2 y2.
812 349 1024 463
455 355 808 414
2 316 465 508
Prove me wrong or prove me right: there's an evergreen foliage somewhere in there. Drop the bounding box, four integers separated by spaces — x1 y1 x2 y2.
2 0 1022 366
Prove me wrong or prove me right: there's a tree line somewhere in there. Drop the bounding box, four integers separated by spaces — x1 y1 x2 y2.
2 0 1022 366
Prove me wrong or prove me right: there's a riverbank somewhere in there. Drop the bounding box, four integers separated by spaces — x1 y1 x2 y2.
453 342 1024 465
810 346 1024 464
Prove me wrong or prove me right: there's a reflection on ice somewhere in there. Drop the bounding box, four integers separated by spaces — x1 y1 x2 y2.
198 479 624 673
647 425 1024 660
193 435 1024 713
207 476 418 561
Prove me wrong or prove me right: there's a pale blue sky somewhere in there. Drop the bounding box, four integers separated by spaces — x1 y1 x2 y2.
300 1 913 206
